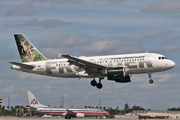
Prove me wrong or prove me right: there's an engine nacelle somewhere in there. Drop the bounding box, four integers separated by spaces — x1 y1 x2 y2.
76 113 85 118
107 67 125 80
107 67 131 83
114 74 131 83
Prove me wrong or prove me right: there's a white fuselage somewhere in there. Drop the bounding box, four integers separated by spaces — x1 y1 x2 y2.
11 53 175 78
35 107 109 117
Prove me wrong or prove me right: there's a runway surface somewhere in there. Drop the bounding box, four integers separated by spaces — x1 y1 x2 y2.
0 117 172 120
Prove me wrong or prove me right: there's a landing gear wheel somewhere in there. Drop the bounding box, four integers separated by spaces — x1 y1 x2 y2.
97 83 103 89
149 79 153 84
148 73 154 84
65 116 71 119
90 80 97 86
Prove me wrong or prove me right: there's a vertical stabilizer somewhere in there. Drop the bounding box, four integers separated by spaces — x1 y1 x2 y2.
27 91 47 108
14 34 48 63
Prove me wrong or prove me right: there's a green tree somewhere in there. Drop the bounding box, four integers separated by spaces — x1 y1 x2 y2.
167 107 180 111
132 105 145 110
1 106 5 112
124 103 130 110
11 106 16 116
124 103 132 113
7 105 9 111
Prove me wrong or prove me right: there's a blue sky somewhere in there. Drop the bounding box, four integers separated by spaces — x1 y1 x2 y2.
1 0 180 110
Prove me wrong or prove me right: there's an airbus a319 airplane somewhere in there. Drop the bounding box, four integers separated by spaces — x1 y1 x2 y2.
10 34 175 89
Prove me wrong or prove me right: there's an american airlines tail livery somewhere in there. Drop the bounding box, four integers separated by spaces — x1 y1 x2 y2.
27 91 109 119
10 34 175 89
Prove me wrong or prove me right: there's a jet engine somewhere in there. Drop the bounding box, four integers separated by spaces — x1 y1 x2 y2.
76 113 85 117
107 67 131 83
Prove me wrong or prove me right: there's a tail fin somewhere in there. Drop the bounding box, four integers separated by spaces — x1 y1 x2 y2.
27 91 47 108
14 34 48 63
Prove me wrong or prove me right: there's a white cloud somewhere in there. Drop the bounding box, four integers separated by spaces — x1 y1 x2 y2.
143 27 171 39
40 33 88 48
16 18 70 28
3 86 15 93
46 86 51 90
156 74 177 83
150 36 180 54
35 0 83 3
0 51 17 60
4 1 34 16
160 36 180 46
11 94 19 98
141 0 180 13
39 27 171 58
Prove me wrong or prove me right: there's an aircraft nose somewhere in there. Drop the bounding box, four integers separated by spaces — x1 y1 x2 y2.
171 61 175 68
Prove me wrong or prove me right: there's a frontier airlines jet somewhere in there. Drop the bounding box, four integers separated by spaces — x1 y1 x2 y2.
10 34 175 89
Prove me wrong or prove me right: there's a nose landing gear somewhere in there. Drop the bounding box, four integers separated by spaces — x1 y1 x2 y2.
149 79 153 84
148 73 154 84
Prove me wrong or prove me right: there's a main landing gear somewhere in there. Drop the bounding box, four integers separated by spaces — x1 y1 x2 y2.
65 116 71 119
90 78 103 89
148 73 153 84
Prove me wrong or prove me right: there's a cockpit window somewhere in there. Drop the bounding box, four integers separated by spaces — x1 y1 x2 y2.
159 57 168 60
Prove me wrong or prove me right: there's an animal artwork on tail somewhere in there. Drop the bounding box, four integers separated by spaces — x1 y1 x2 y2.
20 41 32 59
14 34 48 63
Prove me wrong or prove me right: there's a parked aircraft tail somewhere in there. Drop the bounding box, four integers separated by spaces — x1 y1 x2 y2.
14 34 48 63
27 91 47 108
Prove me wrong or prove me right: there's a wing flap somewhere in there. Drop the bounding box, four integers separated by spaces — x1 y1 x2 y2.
10 62 35 69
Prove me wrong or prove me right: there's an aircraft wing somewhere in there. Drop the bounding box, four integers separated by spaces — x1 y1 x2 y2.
61 54 106 75
64 105 76 117
9 62 35 69
66 109 76 117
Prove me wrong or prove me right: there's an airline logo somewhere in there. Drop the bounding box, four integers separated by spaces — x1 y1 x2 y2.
30 98 38 105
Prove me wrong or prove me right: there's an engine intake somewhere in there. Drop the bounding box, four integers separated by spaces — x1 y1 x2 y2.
107 67 125 80
107 67 131 83
76 113 85 117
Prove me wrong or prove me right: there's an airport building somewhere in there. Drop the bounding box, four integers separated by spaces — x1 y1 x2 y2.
130 110 180 119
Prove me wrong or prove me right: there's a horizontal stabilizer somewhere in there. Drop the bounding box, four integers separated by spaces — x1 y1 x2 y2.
9 62 35 69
